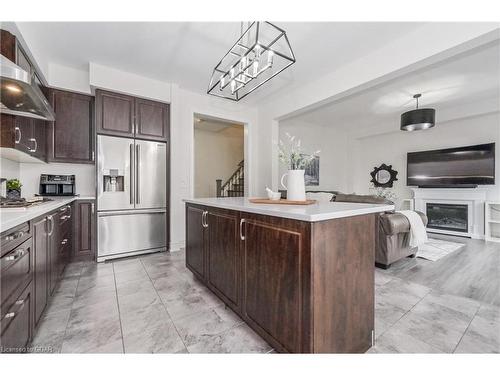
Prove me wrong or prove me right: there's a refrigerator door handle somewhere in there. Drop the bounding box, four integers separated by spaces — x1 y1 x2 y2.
129 143 134 205
136 144 141 204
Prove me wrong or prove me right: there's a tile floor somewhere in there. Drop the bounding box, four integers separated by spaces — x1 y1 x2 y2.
31 238 500 354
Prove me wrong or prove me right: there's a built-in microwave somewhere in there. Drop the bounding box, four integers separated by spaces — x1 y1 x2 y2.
39 174 76 196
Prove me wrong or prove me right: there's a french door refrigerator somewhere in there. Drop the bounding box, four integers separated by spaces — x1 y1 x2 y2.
97 135 167 261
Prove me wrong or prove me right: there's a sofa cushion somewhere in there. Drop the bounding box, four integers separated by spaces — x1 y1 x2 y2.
334 193 393 205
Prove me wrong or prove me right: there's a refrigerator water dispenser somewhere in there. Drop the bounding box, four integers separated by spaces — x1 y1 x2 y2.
103 169 124 192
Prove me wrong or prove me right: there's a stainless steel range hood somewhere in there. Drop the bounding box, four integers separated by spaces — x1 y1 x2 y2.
0 54 55 121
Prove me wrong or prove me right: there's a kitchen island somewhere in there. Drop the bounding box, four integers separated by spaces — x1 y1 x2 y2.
184 197 394 353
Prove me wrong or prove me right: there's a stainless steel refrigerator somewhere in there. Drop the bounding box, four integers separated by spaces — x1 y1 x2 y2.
97 135 167 261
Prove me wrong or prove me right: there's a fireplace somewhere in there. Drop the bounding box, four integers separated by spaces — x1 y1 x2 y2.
426 203 469 233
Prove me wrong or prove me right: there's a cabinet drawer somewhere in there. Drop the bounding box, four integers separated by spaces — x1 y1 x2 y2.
1 238 33 307
0 281 33 353
1 222 31 257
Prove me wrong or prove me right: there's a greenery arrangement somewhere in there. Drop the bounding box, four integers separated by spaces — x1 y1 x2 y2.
6 179 22 191
278 132 320 170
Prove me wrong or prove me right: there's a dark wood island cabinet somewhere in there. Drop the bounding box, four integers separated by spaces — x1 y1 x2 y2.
185 198 393 353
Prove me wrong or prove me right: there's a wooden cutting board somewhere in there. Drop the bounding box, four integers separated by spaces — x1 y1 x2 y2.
248 198 316 205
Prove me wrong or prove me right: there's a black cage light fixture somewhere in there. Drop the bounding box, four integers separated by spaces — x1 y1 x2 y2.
400 93 436 131
207 22 296 101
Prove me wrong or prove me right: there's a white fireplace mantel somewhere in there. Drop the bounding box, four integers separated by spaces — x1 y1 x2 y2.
411 188 487 239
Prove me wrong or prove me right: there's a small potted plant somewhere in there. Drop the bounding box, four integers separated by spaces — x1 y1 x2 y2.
6 179 22 200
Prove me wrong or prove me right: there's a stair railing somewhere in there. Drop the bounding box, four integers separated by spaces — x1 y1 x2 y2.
216 160 244 197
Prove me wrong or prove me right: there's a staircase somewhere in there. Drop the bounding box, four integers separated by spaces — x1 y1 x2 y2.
216 160 244 197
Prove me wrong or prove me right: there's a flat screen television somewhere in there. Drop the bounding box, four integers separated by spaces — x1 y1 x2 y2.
407 143 495 187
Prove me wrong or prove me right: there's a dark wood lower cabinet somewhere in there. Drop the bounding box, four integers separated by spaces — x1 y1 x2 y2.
33 217 48 325
206 209 240 312
185 205 206 279
185 203 376 353
241 213 311 353
73 200 96 260
0 282 34 352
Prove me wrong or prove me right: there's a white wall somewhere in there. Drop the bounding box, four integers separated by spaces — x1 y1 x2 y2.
350 112 500 206
278 119 350 193
194 125 244 198
170 87 259 250
0 158 20 180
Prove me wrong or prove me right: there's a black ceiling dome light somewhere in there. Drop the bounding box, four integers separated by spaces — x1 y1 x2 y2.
400 93 435 131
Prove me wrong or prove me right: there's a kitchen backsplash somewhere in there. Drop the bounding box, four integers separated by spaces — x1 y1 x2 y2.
1 158 95 197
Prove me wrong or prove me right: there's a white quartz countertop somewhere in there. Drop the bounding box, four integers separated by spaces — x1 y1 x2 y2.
0 196 95 233
183 197 394 222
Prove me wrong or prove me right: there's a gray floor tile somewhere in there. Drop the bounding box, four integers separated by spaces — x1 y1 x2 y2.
375 270 394 286
376 278 430 311
186 323 271 353
67 298 119 328
80 262 114 277
116 278 155 297
120 302 171 335
455 303 500 353
370 327 442 353
72 285 117 309
114 268 150 284
77 274 116 294
389 292 477 352
161 284 223 321
117 289 161 313
61 317 123 353
123 319 185 353
174 305 242 347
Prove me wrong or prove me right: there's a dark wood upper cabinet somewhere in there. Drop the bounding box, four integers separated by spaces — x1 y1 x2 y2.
96 89 169 142
206 209 240 311
95 89 135 137
73 200 95 260
47 89 94 164
135 98 169 141
185 205 206 279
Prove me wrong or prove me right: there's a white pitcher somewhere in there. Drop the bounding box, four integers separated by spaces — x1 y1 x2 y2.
281 169 306 201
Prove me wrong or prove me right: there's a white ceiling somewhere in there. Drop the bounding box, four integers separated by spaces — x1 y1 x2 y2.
17 22 425 101
290 41 500 131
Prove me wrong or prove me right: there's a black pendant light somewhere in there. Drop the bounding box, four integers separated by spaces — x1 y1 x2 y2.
400 94 435 131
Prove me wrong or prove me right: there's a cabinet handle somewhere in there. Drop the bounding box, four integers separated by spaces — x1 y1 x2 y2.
240 219 246 240
14 127 21 144
29 138 37 152
130 143 134 205
4 231 24 242
4 312 15 319
47 215 54 236
202 211 209 228
136 144 140 204
61 239 68 245
91 203 95 214
3 248 25 262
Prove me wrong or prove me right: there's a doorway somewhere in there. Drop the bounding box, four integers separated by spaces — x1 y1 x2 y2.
193 114 245 198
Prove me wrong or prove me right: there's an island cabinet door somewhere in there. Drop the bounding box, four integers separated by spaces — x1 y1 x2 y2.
240 213 312 353
206 209 241 312
185 205 206 280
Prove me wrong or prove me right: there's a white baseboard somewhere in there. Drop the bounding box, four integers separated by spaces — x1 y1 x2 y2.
169 240 185 252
